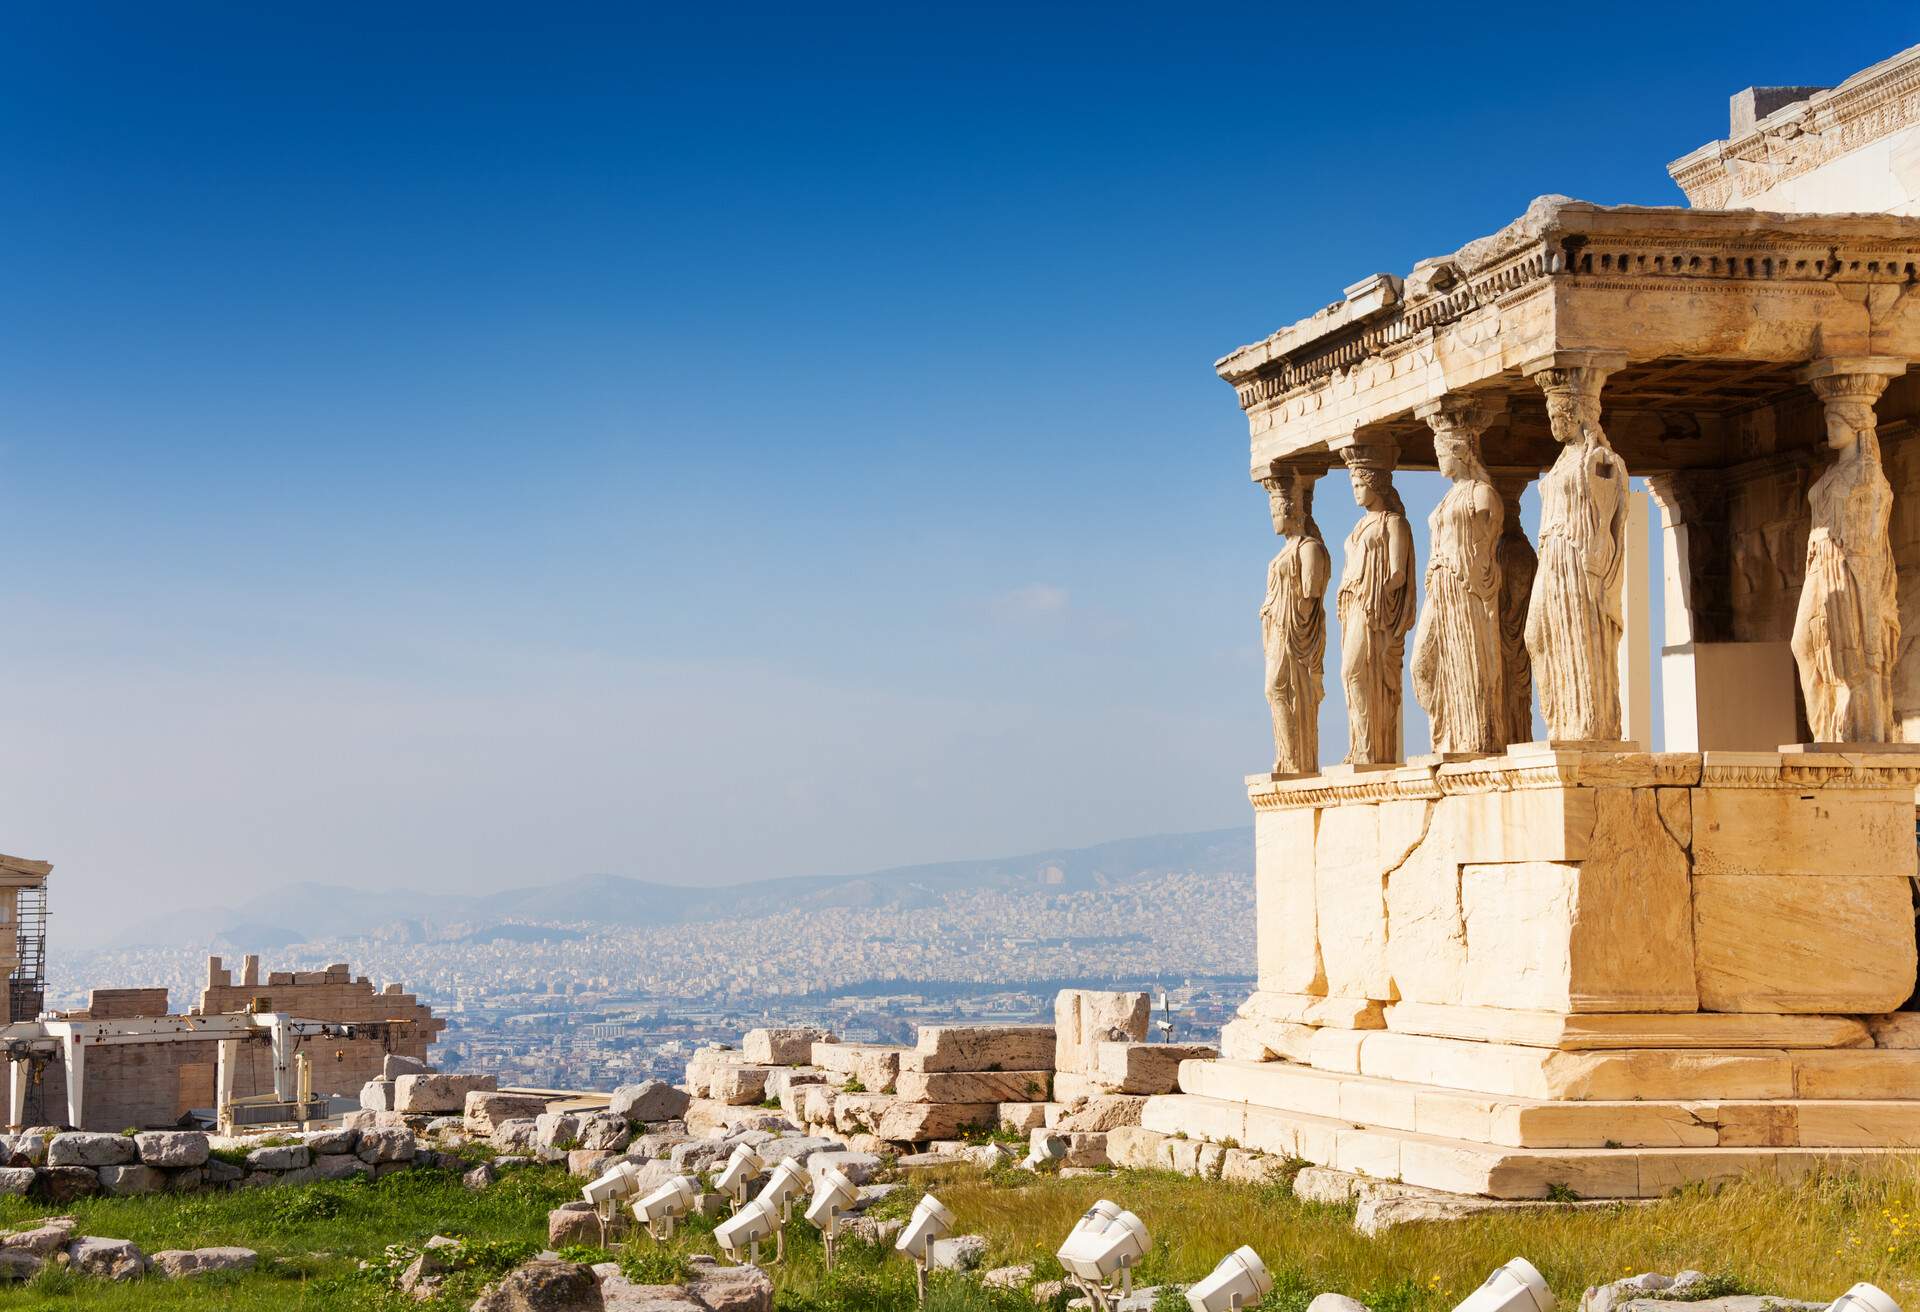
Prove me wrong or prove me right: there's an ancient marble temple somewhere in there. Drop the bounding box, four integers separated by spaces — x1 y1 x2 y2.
1148 44 1920 1199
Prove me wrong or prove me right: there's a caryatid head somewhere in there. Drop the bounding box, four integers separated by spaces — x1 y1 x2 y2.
1823 397 1879 451
1338 444 1405 516
1263 468 1316 540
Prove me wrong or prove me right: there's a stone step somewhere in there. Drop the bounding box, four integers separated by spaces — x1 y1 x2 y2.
1278 1028 1920 1101
1140 1092 1915 1200
1379 1002 1873 1051
1175 1058 1920 1149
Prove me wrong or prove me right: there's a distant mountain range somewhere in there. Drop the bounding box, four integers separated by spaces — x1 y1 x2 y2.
109 828 1250 950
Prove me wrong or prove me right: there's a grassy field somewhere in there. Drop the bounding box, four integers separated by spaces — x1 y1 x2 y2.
0 1160 1915 1309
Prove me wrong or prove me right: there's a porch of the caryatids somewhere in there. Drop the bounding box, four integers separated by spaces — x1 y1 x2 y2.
1791 358 1908 744
1523 353 1629 743
1334 441 1415 765
1410 396 1505 756
1260 461 1331 776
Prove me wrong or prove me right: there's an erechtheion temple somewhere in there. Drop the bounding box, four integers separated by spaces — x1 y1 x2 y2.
1148 44 1920 1197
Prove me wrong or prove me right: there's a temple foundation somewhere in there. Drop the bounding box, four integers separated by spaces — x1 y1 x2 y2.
1151 745 1920 1197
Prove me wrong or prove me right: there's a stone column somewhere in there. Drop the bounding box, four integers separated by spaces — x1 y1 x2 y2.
1523 352 1630 743
1791 357 1908 743
1410 397 1504 755
1260 462 1332 776
1334 442 1415 765
1491 471 1538 746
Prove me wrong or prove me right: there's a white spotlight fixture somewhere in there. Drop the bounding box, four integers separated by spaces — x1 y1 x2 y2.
1022 1131 1067 1172
1452 1259 1554 1312
1830 1286 1902 1312
757 1156 810 1223
715 1195 779 1266
804 1165 857 1269
1187 1247 1273 1312
580 1160 645 1243
1056 1201 1149 1312
631 1174 698 1241
895 1194 955 1304
715 1144 765 1212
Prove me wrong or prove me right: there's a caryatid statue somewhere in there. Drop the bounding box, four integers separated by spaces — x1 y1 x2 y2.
1791 363 1905 743
1335 443 1415 765
1261 464 1331 775
1525 361 1628 742
1493 473 1538 746
1410 399 1504 755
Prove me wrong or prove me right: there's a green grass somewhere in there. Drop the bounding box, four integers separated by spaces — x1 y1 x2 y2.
1 1158 1918 1309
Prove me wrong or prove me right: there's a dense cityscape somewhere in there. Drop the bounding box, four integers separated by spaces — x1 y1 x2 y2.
52 869 1255 1090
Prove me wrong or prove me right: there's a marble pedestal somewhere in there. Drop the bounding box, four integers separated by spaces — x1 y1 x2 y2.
1151 746 1920 1197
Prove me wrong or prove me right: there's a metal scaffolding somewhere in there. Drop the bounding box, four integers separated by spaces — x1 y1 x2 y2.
10 882 47 1025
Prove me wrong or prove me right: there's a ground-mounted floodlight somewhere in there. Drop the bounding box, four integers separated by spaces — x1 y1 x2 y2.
1022 1130 1067 1171
895 1193 954 1305
581 1160 645 1244
715 1144 764 1212
1452 1259 1554 1312
716 1195 779 1266
1056 1201 1149 1312
1187 1247 1273 1312
804 1164 856 1270
631 1175 698 1241
757 1156 809 1223
1830 1286 1902 1312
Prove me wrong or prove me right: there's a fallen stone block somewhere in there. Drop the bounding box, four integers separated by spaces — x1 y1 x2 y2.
246 1144 311 1171
1054 990 1151 1074
1219 1017 1314 1064
360 1079 395 1112
0 1217 75 1257
602 1276 707 1312
534 1112 583 1150
355 1127 417 1164
305 1121 359 1152
1055 1095 1147 1132
67 1236 147 1280
0 1169 31 1197
97 1164 163 1196
760 1135 838 1166
47 1133 135 1168
684 1046 737 1098
929 1235 988 1272
711 1064 776 1106
394 1072 497 1115
577 1111 633 1151
383 1053 432 1080
1221 1148 1292 1186
875 1100 996 1144
896 1070 1052 1103
808 1149 884 1184
812 1042 905 1093
1051 1072 1116 1103
685 1101 793 1138
37 1167 102 1203
984 1264 1035 1290
1095 1042 1218 1095
905 1025 1056 1074
548 1201 601 1248
745 1026 835 1066
472 1258 598 1312
466 1091 548 1133
135 1131 209 1169
151 1246 258 1279
1030 1128 1109 1168
316 1155 373 1181
612 1079 691 1125
0 1250 39 1281
568 1149 616 1178
0 1133 47 1168
1105 1125 1172 1171
686 1254 776 1312
997 1102 1049 1134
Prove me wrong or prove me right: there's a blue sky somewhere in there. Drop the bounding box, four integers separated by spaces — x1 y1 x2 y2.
2 5 1912 944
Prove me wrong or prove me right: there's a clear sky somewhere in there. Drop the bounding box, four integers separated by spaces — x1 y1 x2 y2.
2 5 1912 945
